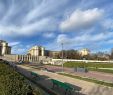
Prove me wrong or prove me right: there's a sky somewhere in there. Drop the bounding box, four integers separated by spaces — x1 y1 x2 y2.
0 0 113 54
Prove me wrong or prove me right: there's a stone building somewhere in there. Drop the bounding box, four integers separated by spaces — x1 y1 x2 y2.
79 48 90 56
28 46 45 56
0 41 51 64
0 40 11 56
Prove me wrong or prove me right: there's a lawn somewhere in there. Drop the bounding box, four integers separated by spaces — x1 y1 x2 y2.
63 62 113 74
64 62 113 68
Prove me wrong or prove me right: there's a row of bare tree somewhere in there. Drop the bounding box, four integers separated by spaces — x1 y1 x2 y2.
49 49 113 61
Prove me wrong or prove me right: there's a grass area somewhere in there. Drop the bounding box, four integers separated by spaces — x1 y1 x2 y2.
47 62 113 74
88 67 113 74
64 62 113 68
64 62 113 74
59 73 113 87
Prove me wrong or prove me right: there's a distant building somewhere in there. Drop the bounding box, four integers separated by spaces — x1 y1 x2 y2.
0 40 11 56
28 46 45 56
79 48 90 56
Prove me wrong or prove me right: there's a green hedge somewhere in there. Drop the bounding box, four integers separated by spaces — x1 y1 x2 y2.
0 62 42 95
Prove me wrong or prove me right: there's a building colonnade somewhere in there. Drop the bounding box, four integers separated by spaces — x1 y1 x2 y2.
4 54 40 63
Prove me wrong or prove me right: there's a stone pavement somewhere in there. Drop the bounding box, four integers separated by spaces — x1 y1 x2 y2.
18 65 113 95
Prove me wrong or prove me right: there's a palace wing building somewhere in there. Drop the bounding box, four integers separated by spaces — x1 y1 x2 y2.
79 48 90 56
0 40 11 56
28 46 45 56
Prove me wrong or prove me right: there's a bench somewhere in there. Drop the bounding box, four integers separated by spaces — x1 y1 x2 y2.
51 79 75 95
31 72 40 80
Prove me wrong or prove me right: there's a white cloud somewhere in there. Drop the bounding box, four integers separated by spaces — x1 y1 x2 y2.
0 0 112 54
9 41 20 46
0 2 5 14
43 32 55 38
24 0 69 23
0 18 58 37
57 34 72 44
1 0 15 23
60 8 103 32
57 32 113 47
0 0 63 38
102 19 113 29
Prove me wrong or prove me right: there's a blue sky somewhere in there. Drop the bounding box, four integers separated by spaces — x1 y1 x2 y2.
0 0 113 54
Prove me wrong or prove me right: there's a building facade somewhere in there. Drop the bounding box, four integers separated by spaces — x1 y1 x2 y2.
28 46 45 56
0 40 11 56
79 48 90 56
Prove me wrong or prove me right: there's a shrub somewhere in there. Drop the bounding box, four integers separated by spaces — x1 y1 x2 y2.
0 62 41 95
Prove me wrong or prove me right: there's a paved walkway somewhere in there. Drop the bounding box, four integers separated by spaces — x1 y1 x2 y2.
18 65 113 95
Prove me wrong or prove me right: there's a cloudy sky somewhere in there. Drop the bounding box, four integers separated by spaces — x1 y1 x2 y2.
0 0 113 54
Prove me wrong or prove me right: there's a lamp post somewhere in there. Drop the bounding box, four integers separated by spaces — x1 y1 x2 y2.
61 43 64 72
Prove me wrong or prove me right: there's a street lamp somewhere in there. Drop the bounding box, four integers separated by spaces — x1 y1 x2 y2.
61 43 64 72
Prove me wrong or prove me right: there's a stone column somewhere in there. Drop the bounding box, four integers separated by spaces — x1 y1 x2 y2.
8 47 11 54
27 55 29 61
22 55 24 61
36 47 39 56
32 56 34 62
33 49 35 56
20 55 22 61
21 55 23 61
29 55 31 62
2 43 6 55
34 49 37 56
17 55 19 61
26 55 28 61
37 48 39 56
36 56 38 62
41 47 45 56
34 56 36 62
